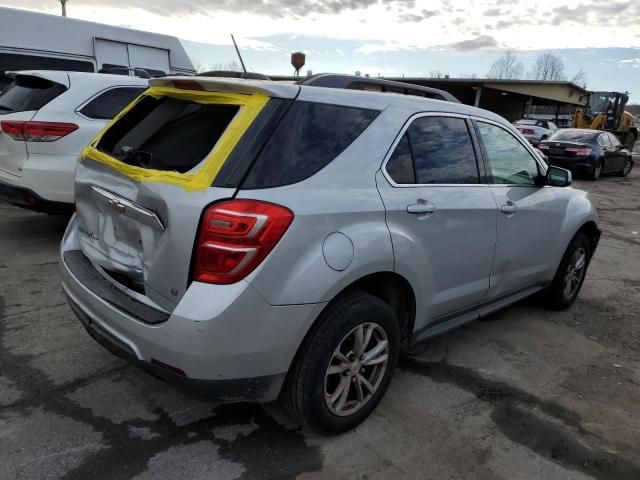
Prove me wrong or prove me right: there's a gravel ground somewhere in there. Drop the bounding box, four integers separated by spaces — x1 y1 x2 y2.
1 168 639 480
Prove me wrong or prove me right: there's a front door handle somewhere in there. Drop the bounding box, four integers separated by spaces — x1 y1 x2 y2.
500 202 518 215
407 203 436 215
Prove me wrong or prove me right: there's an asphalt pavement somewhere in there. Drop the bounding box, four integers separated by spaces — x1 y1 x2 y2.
1 167 639 479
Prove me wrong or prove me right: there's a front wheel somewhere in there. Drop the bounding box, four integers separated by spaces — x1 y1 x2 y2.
281 292 400 434
618 157 633 177
543 233 592 310
589 160 602 180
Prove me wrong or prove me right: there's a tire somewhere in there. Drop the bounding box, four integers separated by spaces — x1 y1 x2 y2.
543 232 592 310
281 291 400 435
623 132 636 152
589 160 602 180
617 157 633 177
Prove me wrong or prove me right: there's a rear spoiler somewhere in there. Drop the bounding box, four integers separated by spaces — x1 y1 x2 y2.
149 76 299 99
6 70 70 89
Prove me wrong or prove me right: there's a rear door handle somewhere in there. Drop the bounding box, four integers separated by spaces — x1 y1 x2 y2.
407 203 436 215
500 202 518 215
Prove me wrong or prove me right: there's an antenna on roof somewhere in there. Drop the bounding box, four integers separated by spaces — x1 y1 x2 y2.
230 34 247 74
60 0 68 17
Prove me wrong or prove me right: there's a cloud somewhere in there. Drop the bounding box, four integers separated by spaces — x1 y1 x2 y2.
398 13 423 22
449 35 498 51
397 7 438 22
8 0 420 18
550 2 638 27
484 8 502 16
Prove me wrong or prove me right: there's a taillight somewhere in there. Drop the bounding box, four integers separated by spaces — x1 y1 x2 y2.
520 128 535 135
538 144 549 150
193 199 294 284
0 121 78 142
172 80 204 91
566 147 592 156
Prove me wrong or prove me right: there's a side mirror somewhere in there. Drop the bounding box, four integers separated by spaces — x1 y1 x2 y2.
547 166 572 187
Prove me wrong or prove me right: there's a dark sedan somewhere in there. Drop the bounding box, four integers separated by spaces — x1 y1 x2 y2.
538 129 633 180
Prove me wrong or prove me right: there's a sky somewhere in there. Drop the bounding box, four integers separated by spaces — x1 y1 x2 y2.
5 0 640 101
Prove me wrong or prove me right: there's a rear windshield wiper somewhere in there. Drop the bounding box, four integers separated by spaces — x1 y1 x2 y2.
119 146 153 168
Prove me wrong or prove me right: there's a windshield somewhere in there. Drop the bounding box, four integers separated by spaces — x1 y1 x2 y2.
549 130 598 143
588 92 618 115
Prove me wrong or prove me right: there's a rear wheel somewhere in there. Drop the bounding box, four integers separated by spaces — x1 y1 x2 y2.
281 291 400 434
589 160 602 180
618 157 633 177
543 233 591 310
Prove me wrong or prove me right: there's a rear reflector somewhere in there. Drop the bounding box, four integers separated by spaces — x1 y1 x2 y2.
0 120 78 142
150 358 186 377
193 199 294 284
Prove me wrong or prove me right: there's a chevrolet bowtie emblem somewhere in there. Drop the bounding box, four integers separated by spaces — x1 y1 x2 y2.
108 198 127 214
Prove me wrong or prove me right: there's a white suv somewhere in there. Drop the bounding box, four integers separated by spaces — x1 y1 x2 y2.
0 71 147 213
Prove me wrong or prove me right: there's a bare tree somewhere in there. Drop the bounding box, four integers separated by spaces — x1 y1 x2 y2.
428 70 450 79
571 69 587 88
486 52 524 80
529 52 566 81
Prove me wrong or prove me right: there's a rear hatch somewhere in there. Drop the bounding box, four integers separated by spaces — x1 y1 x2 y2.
73 77 298 310
0 72 69 176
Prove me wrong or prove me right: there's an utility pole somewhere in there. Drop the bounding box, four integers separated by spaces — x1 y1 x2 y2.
60 0 68 17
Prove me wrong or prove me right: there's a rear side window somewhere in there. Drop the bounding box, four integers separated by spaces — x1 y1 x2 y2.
386 116 479 184
386 134 415 184
0 75 66 114
97 96 239 173
242 101 379 188
79 87 146 120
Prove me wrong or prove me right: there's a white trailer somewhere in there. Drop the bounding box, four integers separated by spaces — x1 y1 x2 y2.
0 7 195 88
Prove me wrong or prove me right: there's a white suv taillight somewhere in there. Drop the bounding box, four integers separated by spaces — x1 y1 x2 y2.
0 120 78 142
192 199 294 285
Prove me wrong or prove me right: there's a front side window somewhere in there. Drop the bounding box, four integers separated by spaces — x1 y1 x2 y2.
385 116 479 184
477 121 540 185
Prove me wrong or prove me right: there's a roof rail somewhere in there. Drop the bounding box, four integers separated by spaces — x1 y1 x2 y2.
196 70 271 80
298 74 460 103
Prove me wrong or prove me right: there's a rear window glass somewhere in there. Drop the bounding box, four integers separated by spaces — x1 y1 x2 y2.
97 96 239 173
0 75 66 114
79 87 146 120
242 101 379 188
549 130 598 143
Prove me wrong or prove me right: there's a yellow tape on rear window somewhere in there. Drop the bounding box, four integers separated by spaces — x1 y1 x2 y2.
80 86 269 192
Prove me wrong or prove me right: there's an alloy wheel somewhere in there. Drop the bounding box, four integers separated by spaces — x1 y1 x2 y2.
324 322 389 417
563 247 587 299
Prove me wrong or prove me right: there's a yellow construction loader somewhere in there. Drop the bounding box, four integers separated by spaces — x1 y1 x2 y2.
572 91 637 151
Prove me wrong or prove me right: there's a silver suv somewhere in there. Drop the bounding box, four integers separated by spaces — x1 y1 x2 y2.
61 75 600 434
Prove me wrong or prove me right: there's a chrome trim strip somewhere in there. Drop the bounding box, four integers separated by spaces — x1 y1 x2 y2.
90 185 166 231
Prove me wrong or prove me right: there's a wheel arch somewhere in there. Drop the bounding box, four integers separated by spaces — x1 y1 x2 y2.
289 271 417 373
576 220 601 258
